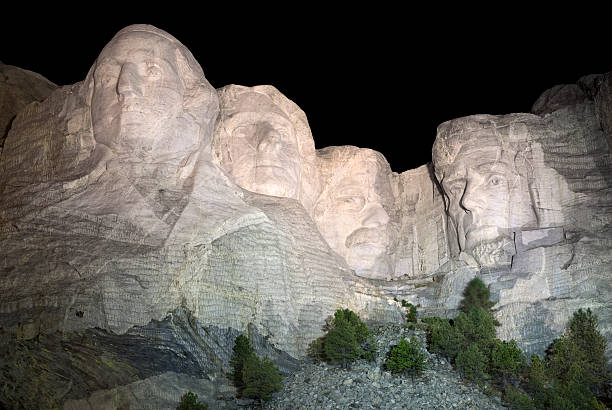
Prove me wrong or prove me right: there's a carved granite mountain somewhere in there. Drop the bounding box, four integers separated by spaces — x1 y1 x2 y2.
431 73 612 358
0 25 400 408
0 23 610 409
0 63 57 151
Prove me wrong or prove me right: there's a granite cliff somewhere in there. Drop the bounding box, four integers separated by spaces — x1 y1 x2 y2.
0 24 610 408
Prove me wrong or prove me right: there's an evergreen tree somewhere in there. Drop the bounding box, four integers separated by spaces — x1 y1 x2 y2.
455 343 488 383
229 334 255 394
324 318 361 367
385 338 426 380
424 316 465 360
491 339 524 379
177 392 208 410
241 354 282 401
454 306 497 352
459 278 499 325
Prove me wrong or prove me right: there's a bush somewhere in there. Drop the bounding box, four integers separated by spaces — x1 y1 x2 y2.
385 338 426 379
459 277 494 313
403 302 418 323
491 339 525 384
229 334 255 393
242 354 282 401
177 392 208 410
311 308 374 367
456 343 488 383
423 316 465 360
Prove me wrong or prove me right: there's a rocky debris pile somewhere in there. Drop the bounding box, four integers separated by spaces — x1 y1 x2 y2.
229 324 506 409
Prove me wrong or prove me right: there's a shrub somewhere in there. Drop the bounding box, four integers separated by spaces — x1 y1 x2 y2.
311 308 374 367
491 339 525 384
423 316 465 360
229 334 255 393
177 392 208 410
455 343 488 383
404 302 418 323
459 278 499 325
385 338 426 379
241 354 282 401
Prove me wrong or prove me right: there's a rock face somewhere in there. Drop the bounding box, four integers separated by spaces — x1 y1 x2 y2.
0 63 57 151
0 23 610 409
432 77 612 358
213 84 319 214
0 25 400 407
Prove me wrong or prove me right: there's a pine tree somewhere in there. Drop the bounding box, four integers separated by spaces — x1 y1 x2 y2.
385 338 426 380
241 354 282 401
229 334 255 394
455 343 488 383
324 319 360 367
459 277 496 316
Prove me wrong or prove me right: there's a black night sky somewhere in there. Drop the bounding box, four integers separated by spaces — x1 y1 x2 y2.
2 11 611 173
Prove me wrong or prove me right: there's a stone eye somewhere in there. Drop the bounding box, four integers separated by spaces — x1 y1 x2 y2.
488 175 503 186
145 63 162 78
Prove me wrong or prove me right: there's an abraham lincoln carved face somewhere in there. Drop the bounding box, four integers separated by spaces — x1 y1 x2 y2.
433 115 539 267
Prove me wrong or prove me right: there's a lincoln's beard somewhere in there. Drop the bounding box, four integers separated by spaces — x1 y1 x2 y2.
468 234 515 268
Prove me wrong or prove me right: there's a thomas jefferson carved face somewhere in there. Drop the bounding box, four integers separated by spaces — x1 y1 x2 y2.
314 147 393 278
218 102 300 198
91 27 209 164
434 118 539 267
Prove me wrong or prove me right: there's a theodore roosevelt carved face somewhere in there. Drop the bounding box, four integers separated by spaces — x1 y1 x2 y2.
314 146 395 279
90 25 216 165
433 115 539 267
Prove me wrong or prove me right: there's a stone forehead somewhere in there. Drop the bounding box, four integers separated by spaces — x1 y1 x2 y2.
100 24 204 79
217 84 314 157
317 146 392 191
433 114 537 178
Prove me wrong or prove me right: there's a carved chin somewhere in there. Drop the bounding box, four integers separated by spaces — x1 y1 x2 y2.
250 168 298 198
347 244 388 276
468 236 516 268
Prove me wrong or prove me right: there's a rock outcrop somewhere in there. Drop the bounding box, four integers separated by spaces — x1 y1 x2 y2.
0 25 401 407
0 23 610 409
431 75 612 358
0 63 57 152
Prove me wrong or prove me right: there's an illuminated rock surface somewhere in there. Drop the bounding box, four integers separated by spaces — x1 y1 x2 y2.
0 25 400 407
0 63 57 152
431 77 612 358
0 23 610 409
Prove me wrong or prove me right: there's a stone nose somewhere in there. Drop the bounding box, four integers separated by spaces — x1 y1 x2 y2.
460 174 485 213
116 63 144 100
257 130 282 154
361 203 389 228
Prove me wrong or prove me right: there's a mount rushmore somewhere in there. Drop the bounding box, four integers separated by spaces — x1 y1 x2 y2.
0 24 610 407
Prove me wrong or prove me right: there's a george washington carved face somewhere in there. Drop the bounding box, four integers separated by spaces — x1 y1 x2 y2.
89 25 216 165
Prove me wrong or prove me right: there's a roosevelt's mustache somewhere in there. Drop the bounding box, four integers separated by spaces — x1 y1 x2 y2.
345 227 388 248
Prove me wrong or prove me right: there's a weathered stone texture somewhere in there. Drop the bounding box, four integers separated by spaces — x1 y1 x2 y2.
0 63 57 152
0 23 610 409
431 73 612 359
